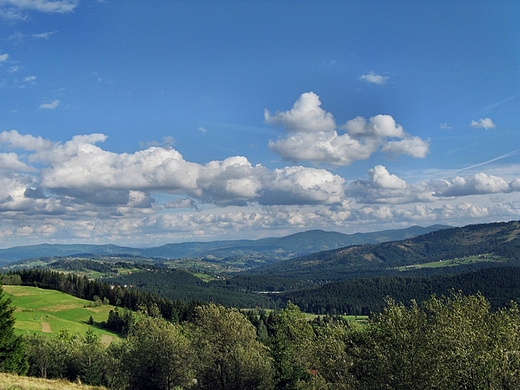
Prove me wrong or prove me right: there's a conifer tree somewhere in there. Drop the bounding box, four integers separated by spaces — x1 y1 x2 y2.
0 285 27 375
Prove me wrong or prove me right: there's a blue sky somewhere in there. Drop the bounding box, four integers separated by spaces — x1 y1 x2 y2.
0 0 519 248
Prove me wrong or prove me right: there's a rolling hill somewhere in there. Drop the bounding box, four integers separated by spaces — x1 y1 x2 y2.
0 224 448 266
241 220 520 282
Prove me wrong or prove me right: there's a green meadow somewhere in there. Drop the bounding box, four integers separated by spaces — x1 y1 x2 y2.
3 285 118 345
394 254 505 272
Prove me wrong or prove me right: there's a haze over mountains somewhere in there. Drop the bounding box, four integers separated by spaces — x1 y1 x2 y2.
0 225 448 265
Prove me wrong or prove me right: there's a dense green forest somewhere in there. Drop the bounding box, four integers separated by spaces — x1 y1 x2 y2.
2 221 520 388
3 282 520 389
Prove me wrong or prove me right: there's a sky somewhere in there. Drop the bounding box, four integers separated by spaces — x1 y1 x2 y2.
0 0 519 248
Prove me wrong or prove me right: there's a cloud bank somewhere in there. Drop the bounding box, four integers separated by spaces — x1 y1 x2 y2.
0 126 519 247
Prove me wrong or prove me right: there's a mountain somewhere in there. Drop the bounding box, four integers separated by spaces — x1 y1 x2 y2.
0 224 448 265
242 220 520 282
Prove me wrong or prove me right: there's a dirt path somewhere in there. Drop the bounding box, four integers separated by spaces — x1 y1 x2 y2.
41 322 52 333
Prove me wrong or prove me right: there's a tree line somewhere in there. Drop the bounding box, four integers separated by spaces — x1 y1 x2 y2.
2 269 204 322
3 283 520 389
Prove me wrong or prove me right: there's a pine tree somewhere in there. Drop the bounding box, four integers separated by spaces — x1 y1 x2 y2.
0 285 28 374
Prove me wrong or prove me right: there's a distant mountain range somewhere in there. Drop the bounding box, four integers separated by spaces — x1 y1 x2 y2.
0 224 448 265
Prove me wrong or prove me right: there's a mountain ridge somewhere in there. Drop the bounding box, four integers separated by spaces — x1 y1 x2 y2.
0 224 449 264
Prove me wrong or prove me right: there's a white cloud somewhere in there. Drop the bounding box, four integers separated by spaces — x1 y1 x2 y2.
440 123 452 130
368 165 407 189
0 0 78 14
347 165 520 205
164 198 198 209
0 130 55 151
38 99 60 109
32 31 56 39
267 92 429 165
431 173 512 197
24 75 36 82
0 153 35 171
0 53 9 63
359 71 389 85
260 166 345 205
0 129 519 247
471 118 496 129
381 136 430 158
265 92 336 133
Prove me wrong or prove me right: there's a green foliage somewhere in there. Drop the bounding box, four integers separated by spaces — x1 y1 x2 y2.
352 292 520 389
0 285 28 375
25 329 107 385
270 302 315 389
191 303 275 390
277 266 520 315
117 316 194 390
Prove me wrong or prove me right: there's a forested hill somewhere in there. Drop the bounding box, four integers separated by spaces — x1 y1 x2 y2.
243 220 520 282
0 224 447 264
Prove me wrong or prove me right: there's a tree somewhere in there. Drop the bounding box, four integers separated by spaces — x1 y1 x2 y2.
0 285 27 375
351 292 520 390
79 329 106 386
311 320 356 389
191 303 274 390
270 302 315 389
121 315 194 390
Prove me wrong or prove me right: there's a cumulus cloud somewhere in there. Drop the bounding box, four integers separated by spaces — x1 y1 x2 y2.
368 165 407 189
0 129 519 247
348 165 520 205
38 99 60 109
0 129 56 151
359 71 389 85
0 131 347 209
260 166 345 206
267 92 429 165
431 173 512 197
24 75 37 82
265 92 336 133
380 136 429 158
0 153 35 171
471 118 496 129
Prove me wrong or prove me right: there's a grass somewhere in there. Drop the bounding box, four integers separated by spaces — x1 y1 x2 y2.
0 373 106 390
3 285 119 344
394 254 505 272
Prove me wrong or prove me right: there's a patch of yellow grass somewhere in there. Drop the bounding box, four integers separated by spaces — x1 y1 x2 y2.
39 304 79 313
41 322 52 333
0 373 106 390
99 334 113 347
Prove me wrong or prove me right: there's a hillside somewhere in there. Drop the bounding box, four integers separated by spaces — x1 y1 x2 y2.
3 285 118 344
243 220 520 282
274 266 520 315
0 373 106 390
0 225 448 265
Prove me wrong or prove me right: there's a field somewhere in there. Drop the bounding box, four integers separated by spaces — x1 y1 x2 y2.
3 285 118 344
0 373 107 390
394 254 505 272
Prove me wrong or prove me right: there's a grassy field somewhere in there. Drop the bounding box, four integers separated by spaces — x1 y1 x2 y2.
394 254 505 272
3 285 118 344
0 373 106 390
